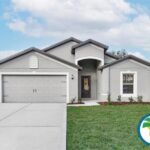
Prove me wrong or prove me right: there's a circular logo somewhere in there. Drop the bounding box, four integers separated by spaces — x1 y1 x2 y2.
138 114 150 145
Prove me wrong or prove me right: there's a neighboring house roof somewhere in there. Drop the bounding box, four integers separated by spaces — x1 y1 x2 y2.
105 52 119 60
0 47 82 70
99 55 150 70
72 39 109 54
43 37 82 52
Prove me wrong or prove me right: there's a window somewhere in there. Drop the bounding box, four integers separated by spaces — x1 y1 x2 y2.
120 72 137 97
29 55 39 68
123 74 134 94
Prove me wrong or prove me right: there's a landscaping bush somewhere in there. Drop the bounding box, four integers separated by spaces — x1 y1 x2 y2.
71 97 76 104
137 96 143 102
78 98 82 104
129 96 134 102
117 95 121 102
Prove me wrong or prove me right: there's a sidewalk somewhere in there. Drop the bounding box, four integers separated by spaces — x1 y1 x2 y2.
68 100 100 106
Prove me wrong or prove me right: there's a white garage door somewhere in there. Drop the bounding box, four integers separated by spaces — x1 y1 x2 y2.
2 75 67 103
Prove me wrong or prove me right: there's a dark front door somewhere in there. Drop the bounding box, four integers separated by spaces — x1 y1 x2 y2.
81 76 91 98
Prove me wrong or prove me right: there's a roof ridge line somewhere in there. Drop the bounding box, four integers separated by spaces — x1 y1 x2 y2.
71 39 109 54
42 37 82 52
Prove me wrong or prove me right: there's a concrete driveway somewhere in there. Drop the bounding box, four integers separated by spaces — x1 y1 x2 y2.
0 103 66 150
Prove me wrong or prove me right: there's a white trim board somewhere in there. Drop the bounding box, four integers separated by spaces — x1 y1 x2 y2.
120 71 137 97
0 72 70 103
75 56 104 65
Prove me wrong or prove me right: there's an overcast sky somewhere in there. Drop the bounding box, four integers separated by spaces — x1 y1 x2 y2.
0 0 150 60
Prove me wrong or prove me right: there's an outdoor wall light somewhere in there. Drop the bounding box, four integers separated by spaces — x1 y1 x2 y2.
71 74 74 80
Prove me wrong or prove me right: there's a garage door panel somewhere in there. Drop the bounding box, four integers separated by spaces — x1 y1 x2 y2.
3 75 67 103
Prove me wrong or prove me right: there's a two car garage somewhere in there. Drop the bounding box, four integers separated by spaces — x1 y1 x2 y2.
0 48 79 104
2 74 68 103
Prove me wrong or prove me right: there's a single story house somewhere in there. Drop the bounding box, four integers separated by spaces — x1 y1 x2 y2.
0 37 149 103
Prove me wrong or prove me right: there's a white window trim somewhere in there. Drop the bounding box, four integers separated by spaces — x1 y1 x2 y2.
0 72 69 103
120 71 137 97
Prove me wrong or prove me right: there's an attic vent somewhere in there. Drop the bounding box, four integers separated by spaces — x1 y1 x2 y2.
29 55 39 68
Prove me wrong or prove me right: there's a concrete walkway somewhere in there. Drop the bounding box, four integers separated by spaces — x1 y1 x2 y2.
0 103 66 150
68 100 100 106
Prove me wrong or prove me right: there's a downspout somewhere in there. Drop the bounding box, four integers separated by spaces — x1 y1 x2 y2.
108 67 111 96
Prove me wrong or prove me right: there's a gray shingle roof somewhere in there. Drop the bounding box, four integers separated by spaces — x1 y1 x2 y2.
72 39 109 54
99 55 150 70
0 47 82 70
43 37 82 52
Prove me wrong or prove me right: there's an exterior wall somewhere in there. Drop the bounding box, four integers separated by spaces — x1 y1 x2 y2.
0 52 78 103
79 60 97 100
78 71 82 99
46 41 77 63
97 70 101 99
75 44 104 65
99 68 109 101
104 55 116 64
100 60 150 102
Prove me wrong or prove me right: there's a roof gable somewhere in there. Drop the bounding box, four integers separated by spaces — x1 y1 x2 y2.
0 47 82 70
0 47 39 65
72 39 108 54
99 55 150 70
43 37 82 52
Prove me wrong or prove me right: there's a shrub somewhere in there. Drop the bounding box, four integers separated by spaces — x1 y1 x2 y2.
71 97 76 104
117 95 121 102
137 96 143 102
129 96 134 102
78 98 82 104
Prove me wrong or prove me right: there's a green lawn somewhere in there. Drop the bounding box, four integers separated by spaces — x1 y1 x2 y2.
67 105 150 150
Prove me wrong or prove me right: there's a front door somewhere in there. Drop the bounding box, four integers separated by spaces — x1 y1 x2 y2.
81 76 91 98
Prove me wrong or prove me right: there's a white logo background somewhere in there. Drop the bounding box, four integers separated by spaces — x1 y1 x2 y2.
139 117 150 144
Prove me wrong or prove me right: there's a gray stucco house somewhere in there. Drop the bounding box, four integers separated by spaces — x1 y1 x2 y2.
0 37 149 103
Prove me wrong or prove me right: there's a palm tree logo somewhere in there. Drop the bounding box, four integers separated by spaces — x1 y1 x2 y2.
138 114 150 145
143 117 150 136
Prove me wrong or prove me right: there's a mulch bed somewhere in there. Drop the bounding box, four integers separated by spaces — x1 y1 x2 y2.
99 102 150 105
68 102 85 105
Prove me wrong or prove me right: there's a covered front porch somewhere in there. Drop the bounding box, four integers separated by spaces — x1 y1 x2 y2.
77 58 102 101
